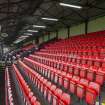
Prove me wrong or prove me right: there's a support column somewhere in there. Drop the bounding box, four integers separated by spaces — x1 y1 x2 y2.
48 32 50 40
0 43 3 56
56 30 58 39
67 26 70 38
85 20 88 35
42 35 44 42
35 37 39 45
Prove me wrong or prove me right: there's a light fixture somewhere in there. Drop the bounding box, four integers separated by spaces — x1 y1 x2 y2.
19 36 29 38
59 3 82 9
33 25 46 28
1 33 8 37
24 33 33 36
14 38 26 44
14 34 30 44
41 17 58 21
27 30 38 33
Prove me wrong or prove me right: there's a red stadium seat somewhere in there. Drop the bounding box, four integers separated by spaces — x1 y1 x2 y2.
95 71 105 85
77 79 89 98
61 93 71 105
87 70 95 81
52 89 62 105
86 82 100 105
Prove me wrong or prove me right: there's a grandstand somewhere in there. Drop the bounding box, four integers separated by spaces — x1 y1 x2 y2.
0 0 105 105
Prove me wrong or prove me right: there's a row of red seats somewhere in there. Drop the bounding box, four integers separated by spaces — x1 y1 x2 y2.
41 46 103 51
44 42 105 50
35 52 105 65
41 32 105 59
34 52 105 71
45 37 105 45
44 45 105 51
44 45 105 50
34 52 105 74
43 32 105 49
5 68 14 105
23 57 101 105
45 42 105 48
39 49 105 59
12 64 41 105
29 54 105 85
18 60 71 105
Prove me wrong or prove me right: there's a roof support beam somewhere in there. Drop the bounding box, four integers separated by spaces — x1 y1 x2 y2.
0 0 26 6
39 7 69 27
0 11 23 14
34 2 54 24
70 8 86 20
88 4 105 11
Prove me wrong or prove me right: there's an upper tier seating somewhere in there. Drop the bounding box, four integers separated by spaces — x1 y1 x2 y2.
40 31 105 60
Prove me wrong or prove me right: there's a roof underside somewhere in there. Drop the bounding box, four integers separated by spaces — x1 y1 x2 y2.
0 0 105 45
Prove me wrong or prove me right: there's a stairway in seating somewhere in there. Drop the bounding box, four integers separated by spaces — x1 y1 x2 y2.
8 64 26 105
0 64 5 105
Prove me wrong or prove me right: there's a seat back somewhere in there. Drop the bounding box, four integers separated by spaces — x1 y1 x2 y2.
61 93 71 105
80 79 89 87
89 82 100 95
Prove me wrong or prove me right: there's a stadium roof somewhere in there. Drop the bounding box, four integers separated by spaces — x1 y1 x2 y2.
0 0 105 44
